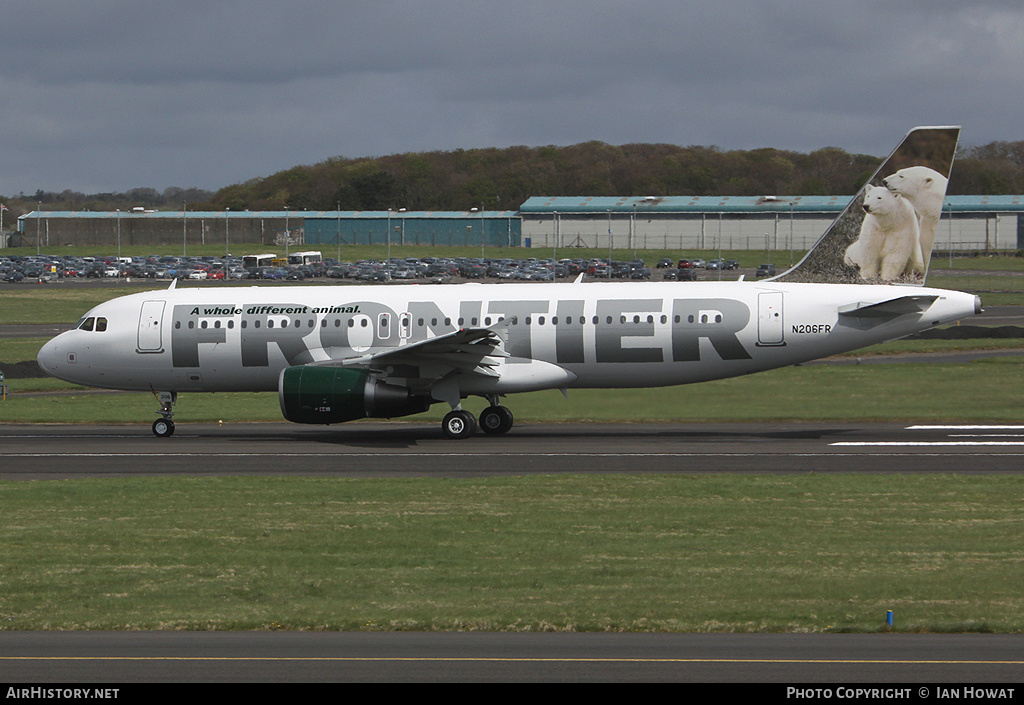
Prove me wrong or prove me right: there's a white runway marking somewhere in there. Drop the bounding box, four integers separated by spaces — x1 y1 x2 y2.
907 425 1024 430
832 441 1024 446
832 425 1024 447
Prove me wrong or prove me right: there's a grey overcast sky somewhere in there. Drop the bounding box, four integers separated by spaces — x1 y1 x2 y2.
1 0 1021 195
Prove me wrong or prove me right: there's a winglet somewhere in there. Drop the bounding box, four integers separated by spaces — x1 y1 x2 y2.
774 126 960 285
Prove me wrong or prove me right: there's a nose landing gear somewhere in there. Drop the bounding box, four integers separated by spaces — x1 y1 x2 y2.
151 391 176 437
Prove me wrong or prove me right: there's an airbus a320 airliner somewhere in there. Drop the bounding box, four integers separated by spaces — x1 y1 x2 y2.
37 126 980 439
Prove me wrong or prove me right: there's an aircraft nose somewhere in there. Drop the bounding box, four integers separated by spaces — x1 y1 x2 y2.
36 336 65 377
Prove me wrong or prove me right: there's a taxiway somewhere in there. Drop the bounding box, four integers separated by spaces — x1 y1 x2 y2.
2 421 1024 479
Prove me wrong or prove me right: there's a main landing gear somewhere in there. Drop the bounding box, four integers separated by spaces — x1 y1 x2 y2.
441 397 514 439
152 391 176 438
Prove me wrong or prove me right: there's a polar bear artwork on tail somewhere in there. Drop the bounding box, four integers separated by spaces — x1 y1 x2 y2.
844 185 923 281
882 165 948 264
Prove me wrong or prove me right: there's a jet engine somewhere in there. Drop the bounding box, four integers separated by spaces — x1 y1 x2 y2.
279 366 430 424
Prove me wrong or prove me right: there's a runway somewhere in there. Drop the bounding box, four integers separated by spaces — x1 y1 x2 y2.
3 421 1024 479
2 631 1023 683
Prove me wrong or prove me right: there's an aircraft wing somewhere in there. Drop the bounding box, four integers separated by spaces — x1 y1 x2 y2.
311 325 510 380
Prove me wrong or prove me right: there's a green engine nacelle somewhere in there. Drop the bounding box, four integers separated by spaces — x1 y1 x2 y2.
279 366 430 425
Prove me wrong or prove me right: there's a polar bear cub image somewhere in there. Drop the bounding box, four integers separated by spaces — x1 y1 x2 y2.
844 185 923 281
883 165 948 261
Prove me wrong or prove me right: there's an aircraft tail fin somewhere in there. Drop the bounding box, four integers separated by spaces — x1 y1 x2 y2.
773 126 960 285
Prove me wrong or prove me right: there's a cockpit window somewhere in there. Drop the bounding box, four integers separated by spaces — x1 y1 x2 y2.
77 317 107 332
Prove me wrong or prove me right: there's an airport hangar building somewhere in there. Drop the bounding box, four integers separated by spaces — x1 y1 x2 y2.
13 195 1024 254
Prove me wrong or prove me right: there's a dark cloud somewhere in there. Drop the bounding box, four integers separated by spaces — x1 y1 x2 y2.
1 1 1022 194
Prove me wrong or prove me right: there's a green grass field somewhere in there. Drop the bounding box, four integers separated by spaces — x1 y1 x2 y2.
3 346 1024 425
2 474 1023 632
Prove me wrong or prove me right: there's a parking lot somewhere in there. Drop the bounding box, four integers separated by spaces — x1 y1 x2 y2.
1 252 772 288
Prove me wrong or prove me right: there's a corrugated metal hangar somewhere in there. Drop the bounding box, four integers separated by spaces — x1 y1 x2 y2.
13 209 522 250
520 195 1024 253
13 195 1024 252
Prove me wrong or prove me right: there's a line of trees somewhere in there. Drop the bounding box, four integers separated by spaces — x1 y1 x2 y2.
4 139 1024 221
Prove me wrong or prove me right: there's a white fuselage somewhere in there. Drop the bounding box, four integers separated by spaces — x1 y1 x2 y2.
37 280 979 396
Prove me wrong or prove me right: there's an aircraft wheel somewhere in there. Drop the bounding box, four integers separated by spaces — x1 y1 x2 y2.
479 405 514 435
442 410 477 440
152 418 175 438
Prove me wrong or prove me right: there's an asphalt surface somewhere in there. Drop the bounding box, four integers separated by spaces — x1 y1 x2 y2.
5 421 1024 479
1 631 1022 683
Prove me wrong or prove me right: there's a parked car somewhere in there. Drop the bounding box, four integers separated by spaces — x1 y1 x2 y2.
676 268 698 281
756 264 776 277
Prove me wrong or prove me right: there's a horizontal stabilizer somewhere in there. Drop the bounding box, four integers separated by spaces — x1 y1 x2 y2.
838 295 938 319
